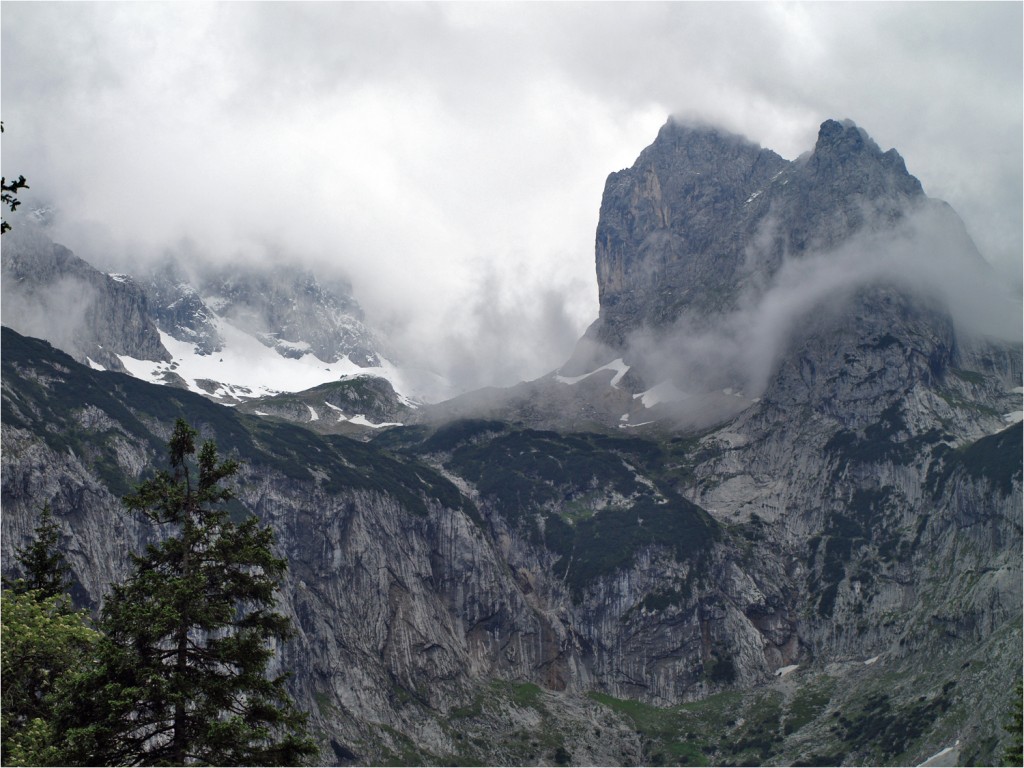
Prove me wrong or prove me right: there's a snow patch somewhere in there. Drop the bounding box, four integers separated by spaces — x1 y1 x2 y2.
323 401 349 422
108 273 129 283
555 358 629 388
306 405 319 422
85 357 106 371
348 414 402 429
916 740 960 767
1002 411 1023 424
118 314 445 403
863 655 880 665
775 664 799 677
634 381 687 408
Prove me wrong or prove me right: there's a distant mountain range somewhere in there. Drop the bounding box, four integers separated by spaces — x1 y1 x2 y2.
1 226 454 422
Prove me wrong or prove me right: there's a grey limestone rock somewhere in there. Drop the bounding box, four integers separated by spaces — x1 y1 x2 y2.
2 116 1020 765
1 225 170 371
197 264 384 366
142 262 224 356
590 117 932 354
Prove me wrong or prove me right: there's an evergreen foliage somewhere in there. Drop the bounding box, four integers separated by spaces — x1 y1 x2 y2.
54 419 317 766
1 503 91 765
1 122 30 234
5 505 72 600
1005 679 1023 767
1 589 98 766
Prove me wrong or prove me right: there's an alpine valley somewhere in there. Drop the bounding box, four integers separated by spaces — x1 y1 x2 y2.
2 118 1021 766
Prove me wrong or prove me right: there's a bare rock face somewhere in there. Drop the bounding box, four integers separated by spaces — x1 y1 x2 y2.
196 264 384 366
3 326 1016 764
1 225 170 371
591 118 931 351
142 262 224 356
594 119 788 340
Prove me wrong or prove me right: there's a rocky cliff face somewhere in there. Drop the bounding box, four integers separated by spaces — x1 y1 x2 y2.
3 324 1018 765
0 330 810 760
589 118 929 351
194 264 383 367
1 225 170 371
142 261 224 356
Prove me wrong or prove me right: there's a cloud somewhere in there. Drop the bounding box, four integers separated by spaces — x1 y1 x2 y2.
622 202 1022 420
1 3 1019 392
1 274 97 362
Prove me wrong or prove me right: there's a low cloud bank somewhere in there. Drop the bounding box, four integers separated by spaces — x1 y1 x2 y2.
621 203 1022 410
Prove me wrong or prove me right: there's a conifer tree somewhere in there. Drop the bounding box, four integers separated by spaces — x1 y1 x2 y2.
6 504 72 600
1005 678 1023 767
56 419 317 766
2 506 94 766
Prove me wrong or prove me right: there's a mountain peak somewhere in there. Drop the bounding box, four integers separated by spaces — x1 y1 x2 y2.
639 115 777 176
587 116 962 386
815 118 878 152
808 118 922 195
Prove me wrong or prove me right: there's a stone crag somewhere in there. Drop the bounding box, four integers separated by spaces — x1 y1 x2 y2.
1 226 169 372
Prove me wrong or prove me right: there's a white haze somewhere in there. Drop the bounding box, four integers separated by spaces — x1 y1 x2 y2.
0 275 96 360
1 3 1020 394
626 204 1023 411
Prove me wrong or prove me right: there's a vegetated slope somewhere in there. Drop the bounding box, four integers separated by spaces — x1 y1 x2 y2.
0 326 784 763
2 314 1021 764
234 375 414 437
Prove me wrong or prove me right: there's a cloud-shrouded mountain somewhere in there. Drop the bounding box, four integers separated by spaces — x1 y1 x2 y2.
430 118 1020 433
1 229 455 419
0 226 170 372
1 118 1021 766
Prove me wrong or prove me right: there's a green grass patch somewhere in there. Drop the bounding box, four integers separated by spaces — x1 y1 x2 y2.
784 680 835 735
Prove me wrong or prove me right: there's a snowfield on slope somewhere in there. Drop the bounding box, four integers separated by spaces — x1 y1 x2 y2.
118 316 450 405
554 358 629 387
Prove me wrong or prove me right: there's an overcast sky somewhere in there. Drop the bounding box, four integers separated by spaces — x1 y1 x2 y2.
2 1 1021 391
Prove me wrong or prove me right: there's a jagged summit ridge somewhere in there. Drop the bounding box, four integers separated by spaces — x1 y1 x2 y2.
435 116 1018 436
138 258 384 367
589 117 932 352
